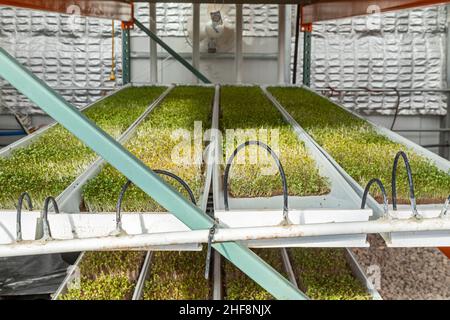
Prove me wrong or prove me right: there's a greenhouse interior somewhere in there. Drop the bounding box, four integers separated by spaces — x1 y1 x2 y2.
0 0 449 302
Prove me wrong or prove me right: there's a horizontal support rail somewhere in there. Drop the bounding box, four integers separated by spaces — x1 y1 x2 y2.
1 216 449 257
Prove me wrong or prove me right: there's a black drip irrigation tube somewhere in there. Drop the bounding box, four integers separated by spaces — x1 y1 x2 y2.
357 87 401 131
361 178 389 217
324 86 401 131
15 192 33 241
41 196 60 240
391 151 420 217
116 169 197 233
360 151 419 218
223 141 289 222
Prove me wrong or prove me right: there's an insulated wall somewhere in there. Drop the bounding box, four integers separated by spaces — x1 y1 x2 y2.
297 5 448 116
0 4 448 117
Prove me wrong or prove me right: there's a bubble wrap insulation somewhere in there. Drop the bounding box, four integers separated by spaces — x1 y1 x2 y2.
0 4 448 116
0 6 123 115
303 6 448 116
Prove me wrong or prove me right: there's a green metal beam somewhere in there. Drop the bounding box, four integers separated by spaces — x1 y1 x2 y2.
0 48 307 300
302 31 312 87
134 19 211 84
122 28 131 85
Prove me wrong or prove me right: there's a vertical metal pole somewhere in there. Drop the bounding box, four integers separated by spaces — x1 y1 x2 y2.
292 5 301 84
235 4 243 83
302 30 312 87
149 3 158 83
193 3 200 84
278 5 286 84
122 27 131 85
0 48 306 300
212 250 222 300
284 5 292 84
441 5 450 159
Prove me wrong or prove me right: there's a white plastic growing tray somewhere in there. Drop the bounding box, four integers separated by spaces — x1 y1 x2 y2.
271 85 450 247
54 84 218 252
52 84 219 300
212 85 373 248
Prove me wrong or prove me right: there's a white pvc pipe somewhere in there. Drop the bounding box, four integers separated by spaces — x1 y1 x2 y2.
192 3 200 84
1 218 449 257
235 4 243 83
149 3 158 83
278 5 286 84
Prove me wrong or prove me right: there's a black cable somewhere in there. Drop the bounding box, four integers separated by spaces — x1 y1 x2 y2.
16 192 33 241
223 141 289 220
390 88 401 131
41 196 59 240
391 151 418 216
361 178 389 216
116 170 198 228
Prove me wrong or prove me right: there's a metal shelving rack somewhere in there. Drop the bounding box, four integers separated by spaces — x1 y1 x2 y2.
0 0 449 300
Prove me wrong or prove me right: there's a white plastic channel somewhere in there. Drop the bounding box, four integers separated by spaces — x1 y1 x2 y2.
0 85 131 158
212 85 372 248
273 84 450 247
131 85 220 300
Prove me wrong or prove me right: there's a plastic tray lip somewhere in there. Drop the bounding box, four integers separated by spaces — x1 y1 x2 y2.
0 84 132 158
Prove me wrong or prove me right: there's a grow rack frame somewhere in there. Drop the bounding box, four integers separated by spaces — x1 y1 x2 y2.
0 1 449 300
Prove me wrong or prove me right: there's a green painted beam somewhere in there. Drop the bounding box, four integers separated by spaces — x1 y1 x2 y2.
134 19 211 84
302 31 312 87
122 28 131 85
0 48 306 300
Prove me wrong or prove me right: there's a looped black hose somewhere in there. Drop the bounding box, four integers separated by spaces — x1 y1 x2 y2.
223 141 289 221
361 179 389 217
391 151 419 217
41 196 59 240
116 170 197 232
440 195 450 218
16 192 33 241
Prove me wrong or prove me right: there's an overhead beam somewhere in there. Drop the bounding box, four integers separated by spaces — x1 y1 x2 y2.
0 0 133 21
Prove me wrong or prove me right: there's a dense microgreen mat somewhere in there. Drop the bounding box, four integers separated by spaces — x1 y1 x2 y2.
59 251 146 300
289 248 371 300
268 87 450 204
0 87 166 210
83 86 214 212
220 86 330 198
70 87 213 301
143 251 210 300
223 248 370 300
224 249 285 300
